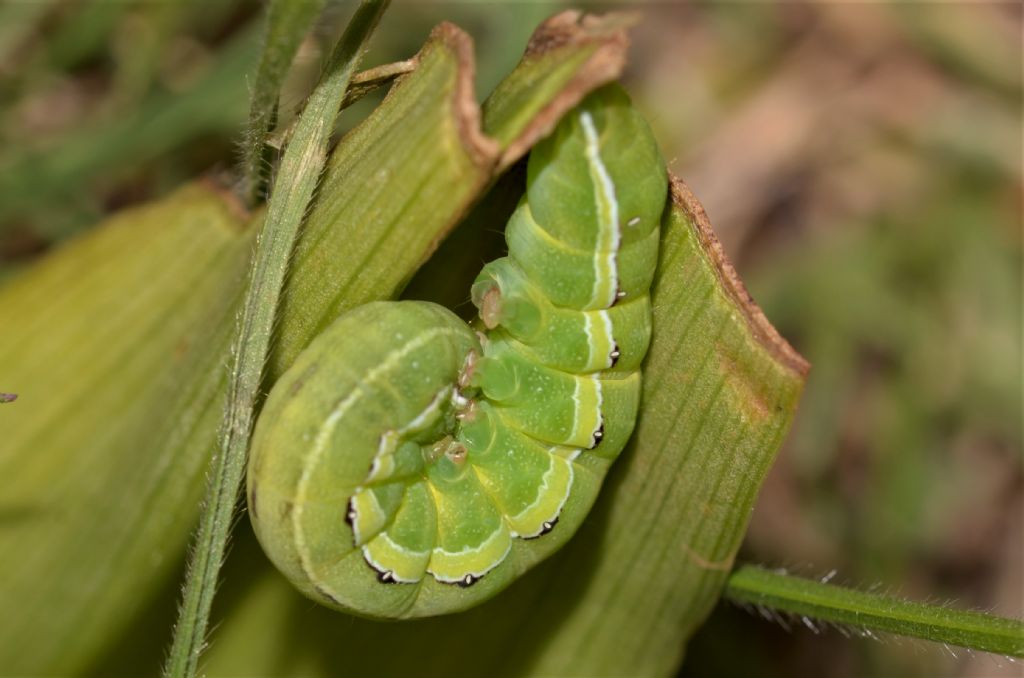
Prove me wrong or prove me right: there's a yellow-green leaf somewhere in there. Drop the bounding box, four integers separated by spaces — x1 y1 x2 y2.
0 183 251 674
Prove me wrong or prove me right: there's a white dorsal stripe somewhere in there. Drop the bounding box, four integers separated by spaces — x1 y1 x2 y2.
580 111 620 308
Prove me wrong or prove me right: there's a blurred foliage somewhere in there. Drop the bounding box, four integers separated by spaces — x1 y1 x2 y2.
0 2 1020 677
0 1 258 252
643 4 1022 678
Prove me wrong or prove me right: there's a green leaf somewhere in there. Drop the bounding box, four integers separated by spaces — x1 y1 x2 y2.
482 10 635 169
0 184 252 675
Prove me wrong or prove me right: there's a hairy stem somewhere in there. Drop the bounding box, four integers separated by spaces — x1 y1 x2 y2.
725 565 1024 658
163 2 388 676
239 0 326 206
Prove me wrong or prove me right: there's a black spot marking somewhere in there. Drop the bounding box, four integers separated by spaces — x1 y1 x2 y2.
609 343 621 367
344 498 355 528
314 583 343 605
523 517 559 540
591 422 604 449
363 556 403 585
456 573 479 588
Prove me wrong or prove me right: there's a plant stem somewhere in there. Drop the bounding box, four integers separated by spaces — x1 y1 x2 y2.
725 564 1024 658
239 0 326 206
163 2 388 676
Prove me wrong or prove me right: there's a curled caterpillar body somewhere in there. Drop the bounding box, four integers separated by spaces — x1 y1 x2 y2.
247 85 667 619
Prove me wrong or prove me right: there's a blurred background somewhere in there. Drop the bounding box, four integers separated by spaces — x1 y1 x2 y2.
0 2 1019 676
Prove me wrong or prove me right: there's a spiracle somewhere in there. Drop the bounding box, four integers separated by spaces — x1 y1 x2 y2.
247 85 667 619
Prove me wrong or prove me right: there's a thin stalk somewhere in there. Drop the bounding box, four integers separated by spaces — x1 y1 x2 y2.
725 564 1024 657
340 58 417 108
163 2 388 676
266 58 417 152
239 0 326 206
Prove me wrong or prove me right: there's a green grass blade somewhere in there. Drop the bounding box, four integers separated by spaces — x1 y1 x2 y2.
725 564 1024 657
239 0 327 205
163 3 388 676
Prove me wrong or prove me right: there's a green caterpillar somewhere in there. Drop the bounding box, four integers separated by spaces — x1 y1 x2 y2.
247 85 667 619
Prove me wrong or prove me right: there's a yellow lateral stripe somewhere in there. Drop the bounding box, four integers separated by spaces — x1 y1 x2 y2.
571 374 603 447
362 533 430 584
506 454 574 537
427 523 511 583
349 488 387 545
467 451 573 540
583 309 616 370
599 310 615 368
